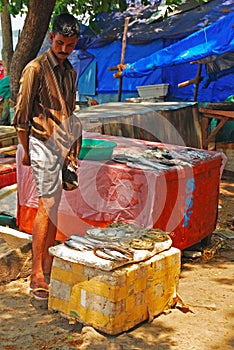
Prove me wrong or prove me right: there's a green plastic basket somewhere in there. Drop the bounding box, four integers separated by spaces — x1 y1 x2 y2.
78 138 117 161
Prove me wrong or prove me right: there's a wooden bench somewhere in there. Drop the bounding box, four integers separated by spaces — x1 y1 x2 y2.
199 108 234 149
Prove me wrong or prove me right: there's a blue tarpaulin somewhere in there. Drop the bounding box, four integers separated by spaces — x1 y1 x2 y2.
122 12 234 78
70 0 234 102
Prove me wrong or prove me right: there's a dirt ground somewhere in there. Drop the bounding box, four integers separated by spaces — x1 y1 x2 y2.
0 172 233 350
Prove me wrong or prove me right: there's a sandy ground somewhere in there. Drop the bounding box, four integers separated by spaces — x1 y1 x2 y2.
0 173 233 350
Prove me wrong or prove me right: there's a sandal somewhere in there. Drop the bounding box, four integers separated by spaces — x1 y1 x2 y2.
30 288 49 301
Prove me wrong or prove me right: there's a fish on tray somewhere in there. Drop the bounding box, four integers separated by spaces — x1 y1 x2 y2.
86 227 126 241
93 244 134 261
65 237 92 251
65 234 134 262
112 153 171 170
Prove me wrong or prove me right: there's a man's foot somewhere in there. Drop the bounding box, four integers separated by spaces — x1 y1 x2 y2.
30 276 49 301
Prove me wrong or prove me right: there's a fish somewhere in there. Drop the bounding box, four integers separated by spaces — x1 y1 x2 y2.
113 153 171 170
65 238 90 251
128 238 155 250
86 227 124 241
69 235 96 249
93 244 134 261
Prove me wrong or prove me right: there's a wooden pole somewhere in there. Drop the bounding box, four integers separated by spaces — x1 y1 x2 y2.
177 62 203 102
193 63 202 101
118 17 130 102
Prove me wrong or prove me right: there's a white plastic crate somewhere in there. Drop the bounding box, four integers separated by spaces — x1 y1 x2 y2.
137 84 169 98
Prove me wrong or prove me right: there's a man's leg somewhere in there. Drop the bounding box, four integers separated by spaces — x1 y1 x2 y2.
30 191 61 292
42 218 58 276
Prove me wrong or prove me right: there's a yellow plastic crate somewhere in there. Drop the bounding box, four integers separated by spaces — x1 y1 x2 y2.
48 246 181 334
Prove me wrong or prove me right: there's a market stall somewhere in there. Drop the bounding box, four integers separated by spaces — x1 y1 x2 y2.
76 102 202 148
16 133 224 250
0 126 18 189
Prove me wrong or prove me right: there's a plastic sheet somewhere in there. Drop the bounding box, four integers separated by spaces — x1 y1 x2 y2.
122 12 234 78
16 133 225 250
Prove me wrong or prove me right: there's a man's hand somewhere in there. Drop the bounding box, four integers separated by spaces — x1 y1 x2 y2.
22 152 31 166
113 64 127 78
16 129 30 165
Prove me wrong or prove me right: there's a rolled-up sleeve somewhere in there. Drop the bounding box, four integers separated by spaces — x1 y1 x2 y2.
13 63 40 130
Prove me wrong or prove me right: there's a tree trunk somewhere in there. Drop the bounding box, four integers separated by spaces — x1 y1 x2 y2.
0 1 14 76
10 0 56 103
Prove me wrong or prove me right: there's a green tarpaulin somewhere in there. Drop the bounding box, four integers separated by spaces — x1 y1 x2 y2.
0 76 10 99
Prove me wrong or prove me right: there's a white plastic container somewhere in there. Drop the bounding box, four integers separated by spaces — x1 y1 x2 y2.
137 84 169 99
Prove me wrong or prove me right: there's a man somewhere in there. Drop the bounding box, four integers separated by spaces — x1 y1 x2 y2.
13 13 82 300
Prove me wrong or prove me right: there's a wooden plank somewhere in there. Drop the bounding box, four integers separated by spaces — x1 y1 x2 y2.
199 108 234 149
192 106 202 148
205 118 228 148
201 116 210 149
199 108 234 119
102 116 134 138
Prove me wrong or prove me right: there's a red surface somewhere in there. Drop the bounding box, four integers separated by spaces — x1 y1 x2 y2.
0 65 4 81
0 163 17 188
153 160 221 249
16 135 223 250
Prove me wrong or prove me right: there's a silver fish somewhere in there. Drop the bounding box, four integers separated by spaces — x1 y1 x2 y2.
69 234 96 249
94 244 134 261
65 238 90 251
